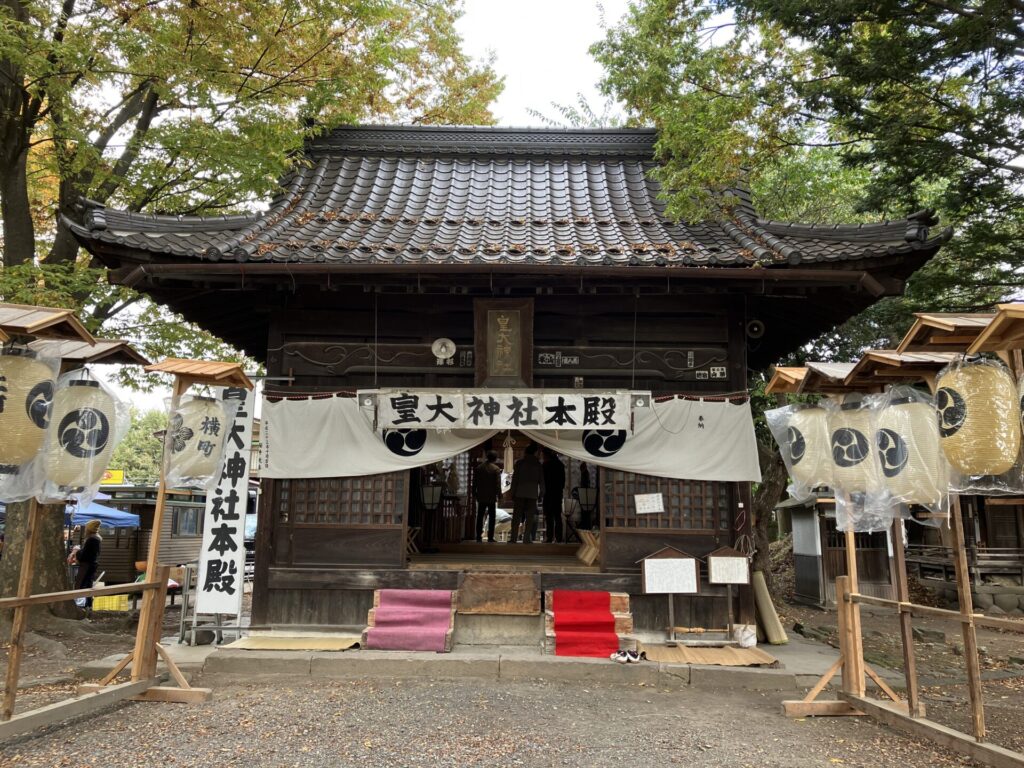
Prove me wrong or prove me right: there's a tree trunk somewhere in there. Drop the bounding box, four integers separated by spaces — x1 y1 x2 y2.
0 147 35 267
752 446 788 592
0 501 78 623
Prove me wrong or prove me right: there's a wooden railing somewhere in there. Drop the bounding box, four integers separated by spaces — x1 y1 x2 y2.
905 543 1024 585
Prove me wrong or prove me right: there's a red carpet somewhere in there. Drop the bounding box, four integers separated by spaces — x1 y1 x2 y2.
551 590 618 658
365 589 454 652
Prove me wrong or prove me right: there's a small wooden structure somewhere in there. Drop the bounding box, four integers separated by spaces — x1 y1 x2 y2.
895 311 993 353
781 306 1024 767
28 338 151 366
0 303 96 344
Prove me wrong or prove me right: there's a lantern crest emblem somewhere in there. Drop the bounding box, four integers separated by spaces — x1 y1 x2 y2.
831 428 869 468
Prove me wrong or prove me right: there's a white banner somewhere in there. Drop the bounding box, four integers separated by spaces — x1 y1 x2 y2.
260 395 496 479
370 389 634 430
196 387 254 616
260 395 760 483
522 398 761 483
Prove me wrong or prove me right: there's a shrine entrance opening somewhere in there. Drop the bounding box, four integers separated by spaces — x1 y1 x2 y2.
406 431 599 570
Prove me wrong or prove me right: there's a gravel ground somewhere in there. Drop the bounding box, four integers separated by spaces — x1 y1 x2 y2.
0 677 993 768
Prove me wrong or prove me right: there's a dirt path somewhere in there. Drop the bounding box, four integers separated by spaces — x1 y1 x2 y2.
0 677 998 768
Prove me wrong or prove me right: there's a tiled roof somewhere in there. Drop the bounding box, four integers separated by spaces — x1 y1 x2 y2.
64 125 951 270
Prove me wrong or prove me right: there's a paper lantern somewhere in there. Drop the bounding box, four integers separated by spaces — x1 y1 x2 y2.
166 397 226 483
876 395 946 505
0 350 54 471
937 363 1020 475
829 400 878 493
45 380 116 489
786 406 831 490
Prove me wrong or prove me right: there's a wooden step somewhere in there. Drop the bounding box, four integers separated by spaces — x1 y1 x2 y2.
544 590 630 614
544 611 633 635
457 572 541 616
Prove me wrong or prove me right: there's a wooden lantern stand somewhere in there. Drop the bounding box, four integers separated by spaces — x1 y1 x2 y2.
79 359 253 704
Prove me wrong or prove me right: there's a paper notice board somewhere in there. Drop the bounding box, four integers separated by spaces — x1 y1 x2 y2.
642 558 699 594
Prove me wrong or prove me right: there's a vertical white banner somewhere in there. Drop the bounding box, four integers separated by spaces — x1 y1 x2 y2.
196 387 254 616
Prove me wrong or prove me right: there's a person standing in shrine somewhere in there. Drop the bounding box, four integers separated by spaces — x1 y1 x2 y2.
542 448 566 543
473 450 502 543
509 444 545 544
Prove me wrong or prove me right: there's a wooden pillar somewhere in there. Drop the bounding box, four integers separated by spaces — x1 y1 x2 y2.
835 574 852 693
250 478 275 627
950 494 986 741
132 378 187 681
1 500 41 721
891 515 922 716
843 527 866 696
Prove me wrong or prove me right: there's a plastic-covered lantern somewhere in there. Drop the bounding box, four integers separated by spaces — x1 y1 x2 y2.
828 399 879 494
45 380 116 490
937 361 1021 476
787 406 831 490
0 349 55 472
165 396 228 486
875 389 947 506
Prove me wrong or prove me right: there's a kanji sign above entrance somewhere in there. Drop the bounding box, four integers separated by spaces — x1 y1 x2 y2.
362 390 649 430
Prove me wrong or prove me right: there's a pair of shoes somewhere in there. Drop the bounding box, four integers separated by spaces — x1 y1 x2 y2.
610 650 647 664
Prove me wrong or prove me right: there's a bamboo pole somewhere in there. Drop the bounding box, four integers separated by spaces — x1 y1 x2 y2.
891 516 922 716
131 378 187 681
1 499 42 721
950 494 986 741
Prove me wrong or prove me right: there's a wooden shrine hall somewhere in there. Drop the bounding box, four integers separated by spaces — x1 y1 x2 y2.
65 125 950 632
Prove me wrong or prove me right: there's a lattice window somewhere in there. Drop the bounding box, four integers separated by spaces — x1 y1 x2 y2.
277 472 407 526
600 469 732 531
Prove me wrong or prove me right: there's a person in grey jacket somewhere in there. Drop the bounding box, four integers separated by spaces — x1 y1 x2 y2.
509 444 545 544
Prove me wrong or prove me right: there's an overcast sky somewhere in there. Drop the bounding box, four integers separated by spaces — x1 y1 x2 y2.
457 0 633 126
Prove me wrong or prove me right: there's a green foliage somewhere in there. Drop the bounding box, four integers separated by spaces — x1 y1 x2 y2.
110 408 167 485
592 0 1024 359
0 0 502 376
526 93 626 128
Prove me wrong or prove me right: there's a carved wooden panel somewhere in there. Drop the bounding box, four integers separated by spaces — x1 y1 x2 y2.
277 472 407 527
600 469 732 532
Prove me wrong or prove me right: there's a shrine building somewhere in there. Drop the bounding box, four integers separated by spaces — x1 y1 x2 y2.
65 126 949 633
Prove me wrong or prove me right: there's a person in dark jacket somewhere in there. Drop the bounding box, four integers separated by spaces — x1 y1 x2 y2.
473 450 502 542
73 519 102 608
509 444 545 544
542 448 566 543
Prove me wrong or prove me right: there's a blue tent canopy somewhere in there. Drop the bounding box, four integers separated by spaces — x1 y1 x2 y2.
66 501 140 529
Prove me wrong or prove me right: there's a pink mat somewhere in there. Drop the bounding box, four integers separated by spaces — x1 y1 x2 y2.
365 589 454 652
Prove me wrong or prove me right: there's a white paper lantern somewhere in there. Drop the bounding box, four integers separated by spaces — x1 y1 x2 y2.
0 350 54 471
166 397 227 483
937 363 1020 476
829 400 879 493
876 395 946 505
787 406 831 490
45 380 116 489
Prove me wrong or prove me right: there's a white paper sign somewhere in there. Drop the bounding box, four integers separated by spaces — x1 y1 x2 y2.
642 558 699 594
196 387 254 616
708 556 750 585
634 493 664 514
370 389 635 430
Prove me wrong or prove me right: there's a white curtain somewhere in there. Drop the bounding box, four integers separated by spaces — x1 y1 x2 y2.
259 395 761 483
522 397 761 482
259 396 495 479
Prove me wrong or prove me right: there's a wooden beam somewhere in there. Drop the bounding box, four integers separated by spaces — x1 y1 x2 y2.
849 593 1024 633
839 694 1024 768
77 684 212 704
0 580 159 610
891 518 922 716
1 500 41 722
782 700 865 717
0 678 161 741
950 495 986 741
843 528 866 696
